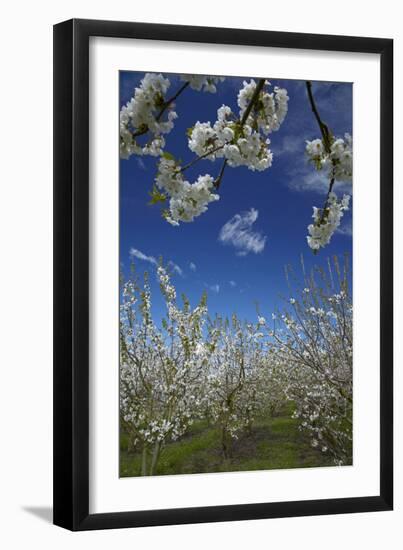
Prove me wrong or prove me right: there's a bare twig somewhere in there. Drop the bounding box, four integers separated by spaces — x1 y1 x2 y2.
305 81 337 222
306 81 332 153
180 143 226 173
214 159 228 189
156 81 190 122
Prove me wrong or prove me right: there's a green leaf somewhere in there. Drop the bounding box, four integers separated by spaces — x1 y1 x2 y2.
154 92 165 107
148 186 167 205
232 122 244 142
162 151 175 161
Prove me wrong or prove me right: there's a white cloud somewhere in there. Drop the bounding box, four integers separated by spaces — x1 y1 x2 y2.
136 158 147 170
336 219 352 237
129 248 183 276
208 284 220 293
316 83 353 129
218 208 267 256
272 135 302 157
189 262 197 272
168 260 183 277
229 280 237 287
129 248 157 265
287 162 352 196
288 169 329 194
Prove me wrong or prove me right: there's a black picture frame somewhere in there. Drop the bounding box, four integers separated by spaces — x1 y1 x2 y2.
53 18 393 531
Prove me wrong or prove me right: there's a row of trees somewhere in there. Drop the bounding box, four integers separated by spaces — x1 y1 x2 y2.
120 258 352 475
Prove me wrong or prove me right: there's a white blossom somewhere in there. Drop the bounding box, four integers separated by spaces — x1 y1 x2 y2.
307 193 350 251
305 133 353 182
187 80 288 174
155 157 220 226
119 73 177 159
180 74 225 93
237 80 289 135
188 109 273 172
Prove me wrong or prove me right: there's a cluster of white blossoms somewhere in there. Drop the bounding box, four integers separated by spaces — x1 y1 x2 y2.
188 107 273 172
307 192 350 251
121 75 289 226
120 73 227 161
155 157 220 226
120 73 178 159
305 131 352 251
187 80 288 173
237 79 289 134
306 133 353 182
180 74 226 93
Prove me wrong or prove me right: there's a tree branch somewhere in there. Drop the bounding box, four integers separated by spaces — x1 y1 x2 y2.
214 159 228 189
241 79 265 125
180 143 226 172
156 81 190 122
305 81 337 223
306 81 331 153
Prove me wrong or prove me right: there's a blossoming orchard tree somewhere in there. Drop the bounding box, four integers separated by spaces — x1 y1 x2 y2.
120 73 352 250
120 266 211 475
205 315 268 458
266 257 353 464
120 257 352 474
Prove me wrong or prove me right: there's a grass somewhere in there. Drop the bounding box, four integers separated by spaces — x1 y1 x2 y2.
120 408 335 477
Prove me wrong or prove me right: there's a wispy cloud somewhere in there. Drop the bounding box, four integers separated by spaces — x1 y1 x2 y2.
189 262 197 272
207 283 220 293
272 135 303 157
129 248 183 276
168 260 183 277
229 280 237 287
129 248 157 266
218 208 267 256
136 158 147 171
286 160 352 196
315 83 353 130
336 219 352 237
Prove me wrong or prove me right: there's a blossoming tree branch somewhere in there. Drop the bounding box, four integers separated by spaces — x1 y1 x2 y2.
120 74 352 250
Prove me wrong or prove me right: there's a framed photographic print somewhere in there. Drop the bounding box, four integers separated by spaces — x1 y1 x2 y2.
53 19 393 530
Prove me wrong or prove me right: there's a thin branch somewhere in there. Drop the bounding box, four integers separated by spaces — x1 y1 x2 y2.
306 81 331 153
156 81 190 122
241 79 266 125
180 143 226 173
214 159 228 189
305 81 337 222
323 177 335 208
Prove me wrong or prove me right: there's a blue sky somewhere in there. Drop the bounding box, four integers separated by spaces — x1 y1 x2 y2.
120 72 352 323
